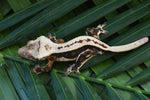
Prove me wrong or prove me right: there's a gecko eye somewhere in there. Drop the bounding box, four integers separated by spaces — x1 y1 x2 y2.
26 53 31 58
25 52 36 61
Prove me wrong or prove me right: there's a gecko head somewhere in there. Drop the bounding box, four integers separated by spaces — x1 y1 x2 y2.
18 36 54 61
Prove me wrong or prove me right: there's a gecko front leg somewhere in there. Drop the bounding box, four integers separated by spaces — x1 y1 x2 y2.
86 23 108 40
48 34 64 43
65 48 101 75
32 56 56 74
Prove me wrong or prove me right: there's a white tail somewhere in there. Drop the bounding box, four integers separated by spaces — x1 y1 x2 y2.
108 37 149 52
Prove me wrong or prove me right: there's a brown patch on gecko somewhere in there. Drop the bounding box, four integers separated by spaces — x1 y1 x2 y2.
86 28 99 36
44 44 51 51
37 41 41 53
100 44 107 48
79 40 83 43
91 40 107 48
88 29 94 35
57 46 63 49
48 55 56 61
53 45 104 60
86 38 91 42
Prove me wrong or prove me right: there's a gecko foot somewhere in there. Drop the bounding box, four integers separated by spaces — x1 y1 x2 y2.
96 22 109 34
65 64 81 76
65 64 75 76
31 65 42 74
76 70 80 75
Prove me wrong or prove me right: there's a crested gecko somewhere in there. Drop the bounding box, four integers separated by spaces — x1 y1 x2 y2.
18 23 149 75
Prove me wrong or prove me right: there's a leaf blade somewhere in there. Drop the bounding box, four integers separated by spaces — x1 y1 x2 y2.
51 0 131 38
105 83 121 100
7 0 31 12
0 65 20 100
127 67 150 86
101 0 150 40
0 0 57 31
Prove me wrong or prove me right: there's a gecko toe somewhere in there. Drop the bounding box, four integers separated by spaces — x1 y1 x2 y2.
64 71 70 76
31 65 42 74
76 70 80 75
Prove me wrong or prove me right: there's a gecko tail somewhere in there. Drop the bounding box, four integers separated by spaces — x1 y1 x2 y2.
108 37 149 52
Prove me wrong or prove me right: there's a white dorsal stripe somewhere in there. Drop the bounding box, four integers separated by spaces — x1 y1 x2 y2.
52 36 149 53
53 36 110 53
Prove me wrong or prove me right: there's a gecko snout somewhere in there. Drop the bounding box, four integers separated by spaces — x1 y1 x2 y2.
18 48 36 60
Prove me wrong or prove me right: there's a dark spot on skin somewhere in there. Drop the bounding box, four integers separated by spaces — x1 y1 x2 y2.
86 28 99 36
75 41 78 43
86 38 91 42
64 44 71 48
79 40 83 43
93 29 99 34
38 41 41 46
42 65 50 72
48 56 56 61
100 44 107 48
92 40 98 44
91 40 107 48
36 68 42 72
37 41 41 53
57 46 63 49
44 44 51 51
71 42 74 45
89 29 94 34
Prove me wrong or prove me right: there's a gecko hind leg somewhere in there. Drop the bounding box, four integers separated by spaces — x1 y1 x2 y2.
65 48 99 75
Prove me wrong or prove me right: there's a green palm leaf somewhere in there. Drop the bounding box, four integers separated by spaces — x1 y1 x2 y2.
127 66 150 86
0 65 19 100
51 0 130 38
0 0 57 31
1 0 150 100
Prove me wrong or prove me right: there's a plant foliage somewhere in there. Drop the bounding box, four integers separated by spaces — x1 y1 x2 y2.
0 0 150 100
